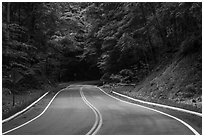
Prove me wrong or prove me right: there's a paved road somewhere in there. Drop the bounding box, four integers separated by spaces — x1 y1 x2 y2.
2 85 196 135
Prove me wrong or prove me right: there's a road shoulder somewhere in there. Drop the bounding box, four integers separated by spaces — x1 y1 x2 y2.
100 87 202 135
2 91 58 133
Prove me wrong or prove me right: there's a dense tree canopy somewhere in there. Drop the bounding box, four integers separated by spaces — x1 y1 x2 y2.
2 2 202 90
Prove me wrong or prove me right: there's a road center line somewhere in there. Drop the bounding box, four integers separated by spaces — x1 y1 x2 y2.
79 87 103 135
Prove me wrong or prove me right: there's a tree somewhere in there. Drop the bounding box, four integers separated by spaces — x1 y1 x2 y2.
2 2 201 87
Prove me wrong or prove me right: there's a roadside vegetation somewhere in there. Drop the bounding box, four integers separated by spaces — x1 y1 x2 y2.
2 84 67 119
101 50 202 113
2 2 202 118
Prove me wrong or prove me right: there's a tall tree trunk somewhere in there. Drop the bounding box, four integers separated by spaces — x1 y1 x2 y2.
149 3 168 47
5 2 10 69
6 2 10 44
30 3 36 36
173 13 178 48
45 57 48 77
140 3 157 63
18 3 21 25
142 50 150 74
58 65 61 82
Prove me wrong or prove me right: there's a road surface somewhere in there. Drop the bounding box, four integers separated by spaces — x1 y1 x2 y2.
2 85 197 135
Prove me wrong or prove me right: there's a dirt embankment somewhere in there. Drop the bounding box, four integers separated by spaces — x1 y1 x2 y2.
103 52 202 112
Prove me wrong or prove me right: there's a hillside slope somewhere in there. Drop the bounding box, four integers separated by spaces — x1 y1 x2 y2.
104 51 202 112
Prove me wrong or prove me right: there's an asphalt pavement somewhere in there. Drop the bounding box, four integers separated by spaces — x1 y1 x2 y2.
2 85 197 135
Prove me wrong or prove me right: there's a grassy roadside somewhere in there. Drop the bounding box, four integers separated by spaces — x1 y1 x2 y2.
101 86 202 134
2 83 69 120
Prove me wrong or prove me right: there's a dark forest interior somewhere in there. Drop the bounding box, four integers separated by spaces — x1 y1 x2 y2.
2 2 202 116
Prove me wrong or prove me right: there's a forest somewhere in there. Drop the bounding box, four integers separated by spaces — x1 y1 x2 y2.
2 2 202 97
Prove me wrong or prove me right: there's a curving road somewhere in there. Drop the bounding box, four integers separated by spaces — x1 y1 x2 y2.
2 85 197 135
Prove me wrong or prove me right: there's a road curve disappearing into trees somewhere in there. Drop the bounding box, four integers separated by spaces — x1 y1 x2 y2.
2 85 197 135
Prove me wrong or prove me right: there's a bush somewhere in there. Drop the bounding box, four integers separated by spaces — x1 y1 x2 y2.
2 88 12 95
17 74 42 91
110 74 123 83
180 34 201 56
2 78 13 89
119 69 134 77
119 69 134 82
177 84 197 98
100 73 111 83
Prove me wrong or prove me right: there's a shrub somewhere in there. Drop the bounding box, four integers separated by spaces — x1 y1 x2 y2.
119 69 134 82
180 34 201 56
119 69 133 77
110 74 123 83
100 73 111 83
176 84 197 98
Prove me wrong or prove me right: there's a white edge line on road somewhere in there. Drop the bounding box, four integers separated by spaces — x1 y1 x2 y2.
2 88 67 135
2 91 49 124
112 91 202 117
96 86 200 135
80 87 103 135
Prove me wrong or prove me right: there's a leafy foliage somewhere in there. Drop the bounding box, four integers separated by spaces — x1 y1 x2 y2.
2 2 202 91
